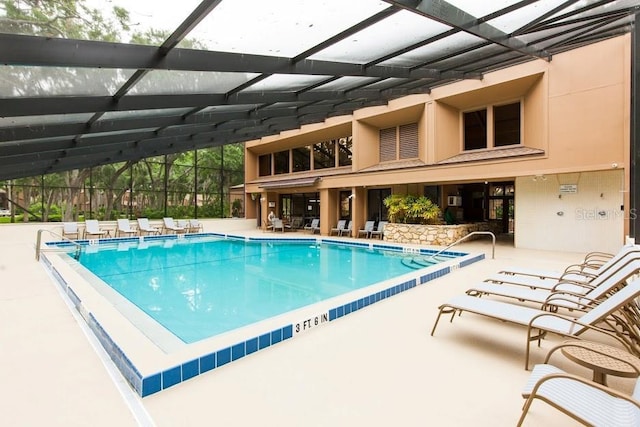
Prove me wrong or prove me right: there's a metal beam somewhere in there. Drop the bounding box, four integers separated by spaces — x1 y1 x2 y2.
0 33 469 80
383 0 551 61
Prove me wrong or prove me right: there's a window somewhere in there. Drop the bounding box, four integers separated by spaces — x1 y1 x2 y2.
494 102 521 147
380 123 419 161
292 146 310 172
463 102 521 150
339 190 351 219
338 136 352 166
463 109 487 150
258 154 271 176
273 150 289 174
313 140 335 169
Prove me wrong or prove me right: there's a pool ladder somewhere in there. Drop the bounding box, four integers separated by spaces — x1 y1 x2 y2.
35 228 83 261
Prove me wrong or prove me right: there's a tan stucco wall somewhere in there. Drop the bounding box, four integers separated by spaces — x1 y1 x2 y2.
242 35 631 250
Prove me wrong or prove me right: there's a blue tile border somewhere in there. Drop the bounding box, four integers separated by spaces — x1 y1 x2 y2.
41 235 483 397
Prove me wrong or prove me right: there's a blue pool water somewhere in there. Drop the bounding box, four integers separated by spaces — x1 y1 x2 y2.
75 237 454 344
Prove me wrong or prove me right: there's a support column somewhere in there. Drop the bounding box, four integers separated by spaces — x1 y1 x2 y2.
631 16 640 241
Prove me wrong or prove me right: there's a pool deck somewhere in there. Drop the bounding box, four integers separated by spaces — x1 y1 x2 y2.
1 220 635 426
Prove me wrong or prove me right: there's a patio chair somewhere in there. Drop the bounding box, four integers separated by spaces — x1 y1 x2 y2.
163 217 186 234
62 222 79 240
116 218 138 237
338 221 352 237
272 218 285 232
370 221 387 239
517 365 640 426
431 278 640 369
137 218 160 236
357 221 375 238
188 219 204 233
304 219 320 234
466 257 640 310
330 220 347 236
84 219 109 239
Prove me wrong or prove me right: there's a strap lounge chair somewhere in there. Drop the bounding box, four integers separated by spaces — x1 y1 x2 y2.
494 246 640 286
62 222 79 240
502 250 618 281
466 257 640 310
517 365 640 426
370 221 387 239
304 219 320 234
137 218 160 236
162 217 186 234
431 278 640 369
483 246 640 291
330 220 347 236
116 218 138 237
358 221 375 238
84 219 109 239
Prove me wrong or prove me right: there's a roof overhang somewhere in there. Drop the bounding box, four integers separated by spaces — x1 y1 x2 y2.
258 177 320 189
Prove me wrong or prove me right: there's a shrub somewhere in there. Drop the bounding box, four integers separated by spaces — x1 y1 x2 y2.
383 194 441 224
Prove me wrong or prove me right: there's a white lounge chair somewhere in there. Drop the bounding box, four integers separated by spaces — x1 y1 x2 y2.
188 219 203 233
517 364 640 426
116 218 138 237
272 218 285 232
62 222 79 240
137 218 160 236
370 221 387 239
466 257 640 310
304 219 320 234
431 278 640 369
163 217 186 234
358 221 375 238
338 221 352 237
503 250 619 280
492 246 640 288
84 219 109 239
330 220 347 236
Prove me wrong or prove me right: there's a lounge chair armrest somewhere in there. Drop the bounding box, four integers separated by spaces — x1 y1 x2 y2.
528 312 634 353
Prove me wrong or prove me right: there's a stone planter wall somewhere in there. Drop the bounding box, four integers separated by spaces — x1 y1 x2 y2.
383 222 491 246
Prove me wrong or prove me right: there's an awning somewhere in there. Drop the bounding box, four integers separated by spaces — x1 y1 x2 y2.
258 177 319 189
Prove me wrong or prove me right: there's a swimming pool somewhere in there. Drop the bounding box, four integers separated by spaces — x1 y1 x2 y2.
42 232 484 397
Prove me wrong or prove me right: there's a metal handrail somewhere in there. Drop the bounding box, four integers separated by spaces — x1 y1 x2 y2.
427 231 496 260
35 228 83 261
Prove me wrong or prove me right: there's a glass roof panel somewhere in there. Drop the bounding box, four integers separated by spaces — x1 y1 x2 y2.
353 77 410 90
1 0 200 45
243 74 334 92
447 0 524 18
429 45 508 70
0 66 134 97
0 113 94 128
313 77 382 91
198 104 263 114
488 0 570 33
517 13 633 48
85 0 202 45
128 70 260 95
378 32 484 67
547 0 639 24
310 9 451 64
182 0 389 56
99 108 195 121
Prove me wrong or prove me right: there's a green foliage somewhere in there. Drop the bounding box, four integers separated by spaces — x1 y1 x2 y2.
383 194 441 225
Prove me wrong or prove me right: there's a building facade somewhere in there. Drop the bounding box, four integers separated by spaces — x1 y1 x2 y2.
244 36 631 253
